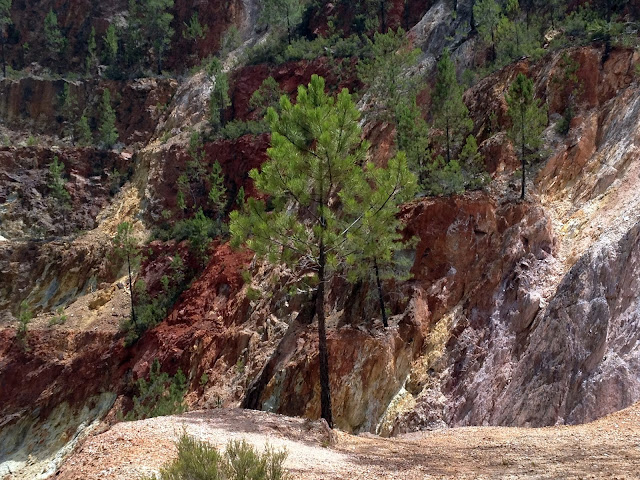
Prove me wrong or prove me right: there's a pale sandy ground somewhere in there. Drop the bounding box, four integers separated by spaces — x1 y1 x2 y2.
53 403 640 480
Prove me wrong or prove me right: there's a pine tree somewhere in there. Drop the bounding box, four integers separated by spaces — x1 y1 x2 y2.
48 156 72 235
230 75 416 427
249 76 283 119
357 28 420 125
506 73 547 199
99 89 119 148
44 10 66 60
207 58 230 131
113 221 140 327
77 114 93 146
0 0 12 78
220 25 241 57
208 161 226 216
395 95 430 186
144 0 174 74
103 23 119 66
183 12 207 42
473 0 501 60
86 27 97 74
258 0 303 45
432 49 472 164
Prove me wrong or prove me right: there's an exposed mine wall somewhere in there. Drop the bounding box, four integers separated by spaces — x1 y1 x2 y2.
1 2 640 478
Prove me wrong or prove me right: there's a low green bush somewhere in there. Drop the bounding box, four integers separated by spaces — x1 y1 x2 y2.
142 433 290 480
125 359 187 421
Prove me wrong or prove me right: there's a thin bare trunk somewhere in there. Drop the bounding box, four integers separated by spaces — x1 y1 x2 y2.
317 239 333 428
127 253 137 326
521 108 526 200
374 258 388 328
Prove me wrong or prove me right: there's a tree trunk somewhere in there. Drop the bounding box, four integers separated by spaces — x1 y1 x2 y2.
127 253 137 326
491 29 497 62
242 294 316 409
1 39 5 78
521 108 526 200
403 0 410 30
219 91 226 128
445 117 451 164
316 240 333 428
374 258 388 328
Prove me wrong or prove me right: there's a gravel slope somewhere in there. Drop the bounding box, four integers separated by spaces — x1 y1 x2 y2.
52 404 640 479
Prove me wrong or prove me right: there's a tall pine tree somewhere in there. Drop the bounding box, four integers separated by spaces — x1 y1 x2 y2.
432 49 472 164
230 75 416 427
506 73 547 199
0 0 11 78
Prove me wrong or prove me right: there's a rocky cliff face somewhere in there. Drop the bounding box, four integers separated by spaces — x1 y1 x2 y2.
1 0 640 477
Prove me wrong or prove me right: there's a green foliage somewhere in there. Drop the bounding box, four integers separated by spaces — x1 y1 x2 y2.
395 95 430 185
207 58 231 131
432 49 473 164
86 27 97 74
48 306 67 326
258 0 304 44
16 301 32 349
59 83 77 138
231 76 416 424
48 156 71 205
242 31 365 66
48 156 72 234
0 0 12 77
208 161 227 215
99 89 119 148
142 433 290 480
144 0 175 74
250 77 283 119
552 53 582 136
120 0 174 75
125 359 187 421
231 75 416 280
122 254 187 345
473 0 501 57
423 156 466 196
199 372 209 387
44 10 66 58
103 24 119 66
219 119 269 139
217 76 284 139
183 12 208 42
176 131 227 218
357 28 420 124
174 208 219 266
113 221 143 342
113 221 139 265
0 0 11 31
506 72 547 199
458 134 489 189
77 115 93 146
236 186 245 207
220 25 241 57
474 0 545 66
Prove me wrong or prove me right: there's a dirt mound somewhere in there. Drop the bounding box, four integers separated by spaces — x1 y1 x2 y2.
53 404 640 479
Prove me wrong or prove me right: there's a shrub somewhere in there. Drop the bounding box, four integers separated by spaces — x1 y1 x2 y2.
16 301 32 349
219 119 268 140
48 306 67 326
142 433 290 480
120 255 187 346
125 359 187 421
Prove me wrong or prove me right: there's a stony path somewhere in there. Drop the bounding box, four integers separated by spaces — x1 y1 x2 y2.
54 403 640 479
